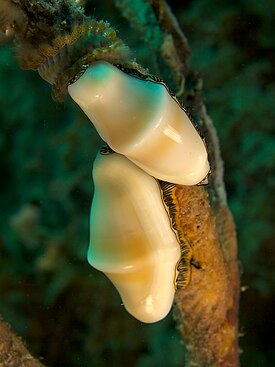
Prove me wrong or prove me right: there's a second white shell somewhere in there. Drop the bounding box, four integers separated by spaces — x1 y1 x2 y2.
68 61 209 185
88 150 181 323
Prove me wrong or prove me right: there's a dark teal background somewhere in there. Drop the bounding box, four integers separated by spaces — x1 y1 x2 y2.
0 1 274 366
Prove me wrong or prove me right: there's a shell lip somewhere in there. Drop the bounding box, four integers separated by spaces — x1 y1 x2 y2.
129 155 210 186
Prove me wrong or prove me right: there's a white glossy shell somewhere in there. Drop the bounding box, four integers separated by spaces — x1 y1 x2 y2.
68 61 209 185
88 151 181 323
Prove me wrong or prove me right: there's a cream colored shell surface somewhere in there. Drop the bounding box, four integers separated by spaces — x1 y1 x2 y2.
68 61 209 185
88 151 181 323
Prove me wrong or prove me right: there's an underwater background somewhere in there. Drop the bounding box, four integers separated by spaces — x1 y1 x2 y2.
0 0 274 366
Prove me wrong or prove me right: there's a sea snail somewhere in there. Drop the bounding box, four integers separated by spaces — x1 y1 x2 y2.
69 61 209 322
88 149 181 323
68 61 209 186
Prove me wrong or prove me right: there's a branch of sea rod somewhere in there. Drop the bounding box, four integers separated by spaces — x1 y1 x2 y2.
147 0 227 208
113 0 190 93
174 186 239 367
144 2 240 365
0 317 45 367
149 0 190 90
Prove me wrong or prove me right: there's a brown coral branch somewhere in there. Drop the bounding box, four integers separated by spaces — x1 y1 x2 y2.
0 317 45 367
149 0 190 90
144 1 240 366
174 186 239 367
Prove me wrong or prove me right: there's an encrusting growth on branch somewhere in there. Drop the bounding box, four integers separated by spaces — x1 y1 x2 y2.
0 0 146 100
0 0 240 366
174 186 239 366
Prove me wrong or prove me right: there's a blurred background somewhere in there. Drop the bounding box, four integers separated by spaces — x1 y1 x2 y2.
0 0 274 366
